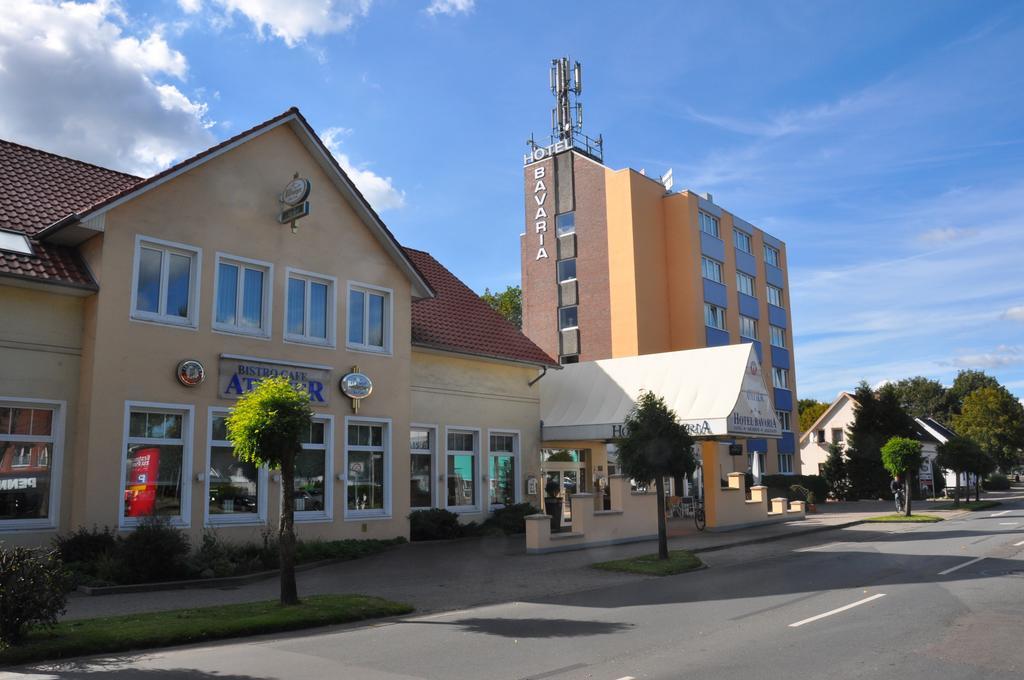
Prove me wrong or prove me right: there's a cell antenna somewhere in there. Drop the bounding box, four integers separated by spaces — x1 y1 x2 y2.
527 57 603 162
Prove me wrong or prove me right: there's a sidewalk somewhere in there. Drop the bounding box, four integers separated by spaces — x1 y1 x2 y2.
64 498 964 623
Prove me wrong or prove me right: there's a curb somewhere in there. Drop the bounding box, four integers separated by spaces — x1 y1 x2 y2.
687 519 867 555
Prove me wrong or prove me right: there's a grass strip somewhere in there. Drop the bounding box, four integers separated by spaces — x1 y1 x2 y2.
863 514 944 523
592 550 703 576
0 594 412 667
921 500 1001 511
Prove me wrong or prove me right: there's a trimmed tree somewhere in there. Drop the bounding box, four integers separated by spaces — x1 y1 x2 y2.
615 391 695 559
226 376 313 605
935 436 979 507
881 437 923 516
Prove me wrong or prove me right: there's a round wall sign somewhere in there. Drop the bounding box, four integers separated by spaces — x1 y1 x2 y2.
281 177 311 206
340 372 373 400
176 359 206 387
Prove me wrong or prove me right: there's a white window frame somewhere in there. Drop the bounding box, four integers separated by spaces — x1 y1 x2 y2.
767 285 784 307
704 303 726 331
130 235 202 329
779 453 794 475
0 397 65 531
487 429 521 509
733 229 752 254
119 401 194 529
559 305 579 331
409 423 438 510
346 280 394 355
296 414 334 523
770 325 786 348
772 367 789 390
699 211 720 238
205 408 268 527
284 267 337 348
701 256 723 283
777 410 791 432
212 253 273 338
739 315 758 340
343 416 392 520
444 426 481 514
737 271 755 297
764 244 781 267
831 428 844 445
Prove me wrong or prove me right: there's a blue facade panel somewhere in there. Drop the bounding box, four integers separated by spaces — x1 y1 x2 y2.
700 231 726 261
778 432 796 454
735 249 757 275
738 292 759 318
768 304 788 328
770 345 790 369
749 340 762 362
703 279 728 307
705 327 731 347
774 388 793 412
766 264 784 287
746 438 768 454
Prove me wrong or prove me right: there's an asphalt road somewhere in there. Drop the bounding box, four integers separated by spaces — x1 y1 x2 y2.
7 499 1024 680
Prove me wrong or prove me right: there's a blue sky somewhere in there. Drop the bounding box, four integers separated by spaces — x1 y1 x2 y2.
2 0 1023 402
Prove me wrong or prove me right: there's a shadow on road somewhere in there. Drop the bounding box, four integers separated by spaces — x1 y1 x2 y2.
11 667 271 679
408 617 633 638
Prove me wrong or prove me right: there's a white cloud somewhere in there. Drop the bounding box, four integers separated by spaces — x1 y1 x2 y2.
207 0 372 47
178 0 203 12
0 1 214 176
425 0 474 16
320 127 405 211
918 226 976 244
948 345 1023 369
1003 306 1024 322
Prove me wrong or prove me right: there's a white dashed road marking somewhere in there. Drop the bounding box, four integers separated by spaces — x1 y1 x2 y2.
788 593 886 628
991 510 1011 517
938 556 986 576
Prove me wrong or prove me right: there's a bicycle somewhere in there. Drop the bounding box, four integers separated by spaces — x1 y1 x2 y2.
894 488 906 514
693 498 706 531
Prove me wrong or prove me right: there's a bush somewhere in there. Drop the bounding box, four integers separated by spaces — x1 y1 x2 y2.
983 473 1010 491
53 525 116 565
295 537 405 562
409 508 465 541
483 503 540 535
762 474 827 503
0 546 72 646
114 516 190 584
188 531 239 579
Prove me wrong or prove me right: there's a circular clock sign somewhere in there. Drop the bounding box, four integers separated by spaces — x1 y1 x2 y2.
176 359 206 387
281 177 311 206
340 372 373 400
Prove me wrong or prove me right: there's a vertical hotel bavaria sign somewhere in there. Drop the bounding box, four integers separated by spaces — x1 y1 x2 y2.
218 357 331 404
525 140 571 262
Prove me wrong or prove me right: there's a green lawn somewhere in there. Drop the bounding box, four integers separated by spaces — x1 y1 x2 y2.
926 500 1002 511
0 594 412 667
863 514 944 523
593 550 703 576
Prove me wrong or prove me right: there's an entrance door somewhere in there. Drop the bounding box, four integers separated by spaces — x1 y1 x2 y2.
544 466 581 527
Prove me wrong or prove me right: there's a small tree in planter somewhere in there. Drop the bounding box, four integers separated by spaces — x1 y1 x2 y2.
615 391 695 560
226 377 312 605
881 437 923 517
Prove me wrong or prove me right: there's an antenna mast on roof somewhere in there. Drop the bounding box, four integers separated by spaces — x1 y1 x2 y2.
527 57 603 162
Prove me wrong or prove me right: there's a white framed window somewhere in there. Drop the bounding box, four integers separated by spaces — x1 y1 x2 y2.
559 305 578 330
285 268 336 347
747 451 766 475
777 410 791 431
779 453 794 474
296 416 333 522
213 253 272 337
770 325 786 348
206 409 267 526
488 430 519 508
0 229 33 256
704 303 726 330
739 315 757 340
410 425 437 509
699 211 720 238
767 285 784 307
347 282 392 354
131 236 201 328
344 417 391 519
831 428 844 444
557 258 577 282
701 256 723 283
737 271 755 297
772 367 789 390
764 244 781 267
0 399 64 530
446 427 479 512
733 229 752 254
120 402 193 528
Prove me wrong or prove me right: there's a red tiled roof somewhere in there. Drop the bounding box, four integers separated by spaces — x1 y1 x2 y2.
405 248 557 368
0 139 141 289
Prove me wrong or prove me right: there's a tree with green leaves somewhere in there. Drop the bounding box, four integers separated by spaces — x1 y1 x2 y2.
480 285 522 329
953 386 1024 473
947 369 1001 416
892 376 951 422
798 399 829 434
964 446 997 502
881 437 923 516
615 391 696 559
936 436 980 507
822 443 851 501
226 377 313 605
845 382 916 499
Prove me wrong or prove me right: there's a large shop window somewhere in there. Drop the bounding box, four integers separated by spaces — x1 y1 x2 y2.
488 432 518 507
347 283 391 353
410 427 434 509
0 402 61 528
346 420 389 518
446 430 477 510
122 404 192 527
286 269 335 346
132 237 201 327
207 412 266 525
296 417 332 520
214 254 272 337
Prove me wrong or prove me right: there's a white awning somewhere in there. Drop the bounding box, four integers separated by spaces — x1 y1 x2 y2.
540 344 781 441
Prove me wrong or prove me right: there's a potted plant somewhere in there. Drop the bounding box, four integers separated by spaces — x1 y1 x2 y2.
805 491 817 513
544 480 562 533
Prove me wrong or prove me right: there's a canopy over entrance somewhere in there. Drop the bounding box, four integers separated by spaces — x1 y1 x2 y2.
540 344 781 441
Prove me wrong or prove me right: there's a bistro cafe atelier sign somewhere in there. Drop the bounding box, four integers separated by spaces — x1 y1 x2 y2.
218 356 331 404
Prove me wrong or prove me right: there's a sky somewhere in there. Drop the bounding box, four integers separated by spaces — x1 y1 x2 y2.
1 0 1023 403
